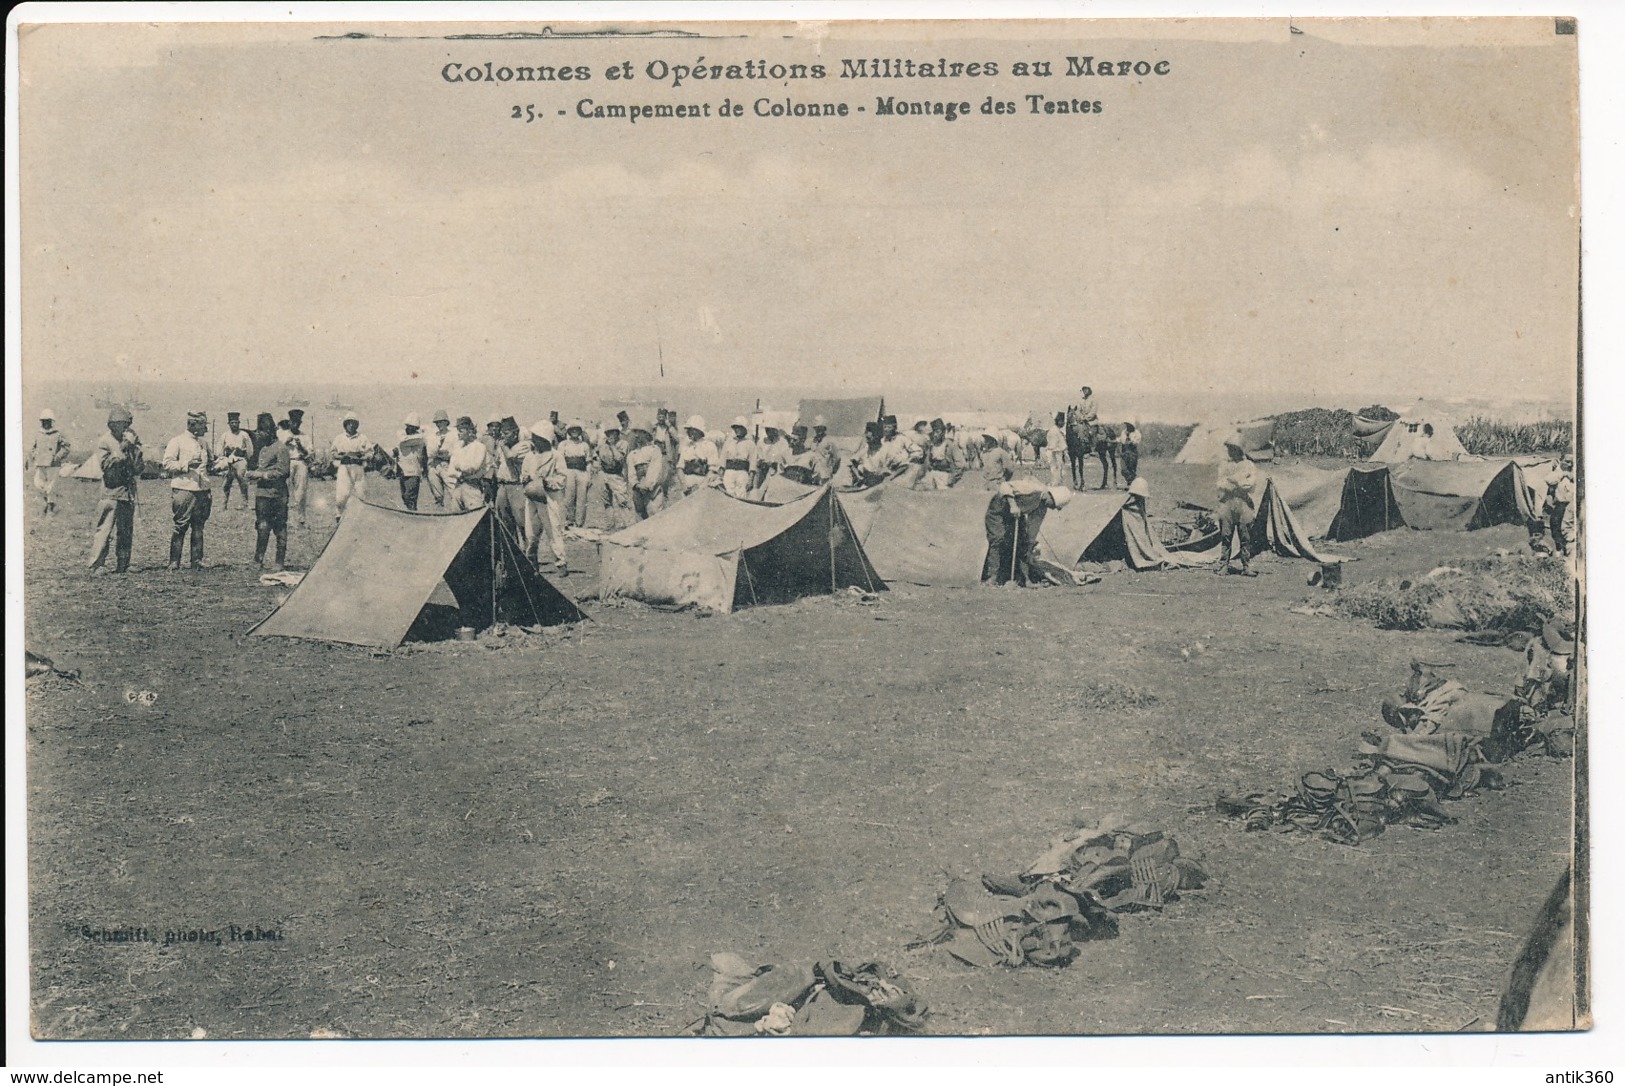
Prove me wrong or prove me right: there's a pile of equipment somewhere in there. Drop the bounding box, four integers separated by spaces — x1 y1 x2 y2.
911 817 1207 969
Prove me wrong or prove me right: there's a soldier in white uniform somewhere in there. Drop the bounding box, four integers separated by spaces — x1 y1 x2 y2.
625 418 670 520
217 411 254 510
161 411 215 570
719 417 758 499
278 409 313 527
520 421 569 570
330 411 375 522
27 408 73 516
676 415 719 495
424 408 454 506
446 416 489 512
556 421 594 530
592 423 630 528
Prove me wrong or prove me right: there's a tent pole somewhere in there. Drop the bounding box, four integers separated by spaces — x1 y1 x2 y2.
1010 512 1019 583
828 491 837 593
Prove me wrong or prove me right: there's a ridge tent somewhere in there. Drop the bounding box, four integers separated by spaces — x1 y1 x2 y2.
1326 464 1408 541
1369 401 1468 462
1174 418 1276 464
70 455 102 480
249 502 586 646
598 485 884 612
1389 459 1539 531
796 397 885 439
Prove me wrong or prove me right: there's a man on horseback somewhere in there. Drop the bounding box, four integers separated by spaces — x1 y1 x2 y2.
1065 386 1098 489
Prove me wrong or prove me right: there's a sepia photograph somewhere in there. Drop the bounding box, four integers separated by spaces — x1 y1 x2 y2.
7 3 1596 1067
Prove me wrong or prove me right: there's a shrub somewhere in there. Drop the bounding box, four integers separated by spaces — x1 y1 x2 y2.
1138 422 1194 459
1454 416 1574 457
1333 554 1575 631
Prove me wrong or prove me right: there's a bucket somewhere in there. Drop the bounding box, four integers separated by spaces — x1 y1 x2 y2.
1309 562 1343 589
454 626 477 642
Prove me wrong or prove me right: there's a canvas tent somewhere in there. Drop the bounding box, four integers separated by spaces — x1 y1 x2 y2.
250 502 586 647
1325 465 1407 540
829 482 1125 586
599 486 884 612
1174 417 1276 464
1388 459 1539 531
70 454 102 480
1369 401 1468 462
1067 498 1211 571
796 397 885 439
1263 463 1352 540
1164 480 1342 564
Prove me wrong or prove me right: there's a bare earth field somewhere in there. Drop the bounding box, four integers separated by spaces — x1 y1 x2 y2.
23 459 1574 1040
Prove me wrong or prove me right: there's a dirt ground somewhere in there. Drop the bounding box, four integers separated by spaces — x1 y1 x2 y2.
23 459 1576 1040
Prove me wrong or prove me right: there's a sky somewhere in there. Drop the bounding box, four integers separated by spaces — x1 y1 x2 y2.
17 17 1579 405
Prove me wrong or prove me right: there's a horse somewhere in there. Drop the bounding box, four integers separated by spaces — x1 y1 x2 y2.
1093 422 1119 490
1064 406 1093 489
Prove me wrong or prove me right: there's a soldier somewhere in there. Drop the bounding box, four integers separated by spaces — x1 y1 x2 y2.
520 421 569 571
425 408 454 506
979 432 1015 489
87 406 143 576
782 425 820 486
917 418 966 490
490 416 527 540
676 415 718 494
625 418 670 520
900 420 932 487
1120 421 1142 486
719 417 757 498
1044 412 1069 487
217 411 253 510
330 411 375 522
596 422 632 528
556 420 594 530
446 416 489 511
1215 437 1259 576
27 408 72 516
754 423 790 491
161 411 215 570
808 415 843 485
247 412 290 572
393 413 429 511
1548 453 1576 556
278 408 312 527
982 481 1072 587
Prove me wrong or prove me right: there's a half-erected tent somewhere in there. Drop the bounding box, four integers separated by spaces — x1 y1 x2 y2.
1174 418 1276 464
833 481 1140 584
599 486 884 612
1389 459 1539 531
249 502 586 647
1245 481 1344 563
1264 463 1353 540
1059 496 1210 571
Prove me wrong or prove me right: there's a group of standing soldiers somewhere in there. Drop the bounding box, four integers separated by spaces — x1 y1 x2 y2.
57 406 307 576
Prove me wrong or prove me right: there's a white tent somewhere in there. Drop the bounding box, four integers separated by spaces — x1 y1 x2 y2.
1174 417 1276 464
1369 400 1469 462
